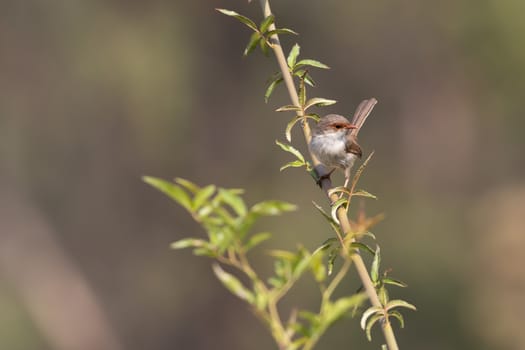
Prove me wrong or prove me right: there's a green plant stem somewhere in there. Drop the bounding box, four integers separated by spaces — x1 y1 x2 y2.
257 1 400 349
324 258 352 301
301 259 353 350
237 246 290 348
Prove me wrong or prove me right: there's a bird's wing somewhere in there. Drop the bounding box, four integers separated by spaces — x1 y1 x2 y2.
345 137 363 158
350 98 378 137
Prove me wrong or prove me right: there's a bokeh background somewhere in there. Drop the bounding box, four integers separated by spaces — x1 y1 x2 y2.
1 1 524 349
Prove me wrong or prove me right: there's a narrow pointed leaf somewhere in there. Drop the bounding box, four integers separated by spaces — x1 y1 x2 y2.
193 185 216 210
285 114 322 141
170 238 208 250
174 177 200 194
143 176 192 212
330 198 348 225
266 28 298 37
328 186 352 197
285 116 301 142
212 264 254 303
280 160 305 171
325 293 367 326
259 37 270 56
304 97 337 110
388 310 405 328
312 201 338 226
264 76 283 103
295 59 330 70
218 188 247 217
352 189 377 199
349 242 375 256
305 113 320 122
360 306 383 330
245 232 272 251
276 105 302 112
383 278 408 288
259 14 274 33
385 299 417 312
298 74 306 106
371 245 381 283
303 73 316 87
287 43 300 68
251 200 297 215
365 313 383 341
327 246 340 275
275 140 305 162
244 32 261 56
216 9 258 32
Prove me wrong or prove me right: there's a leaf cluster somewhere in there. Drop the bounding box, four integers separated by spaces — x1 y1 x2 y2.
143 176 370 350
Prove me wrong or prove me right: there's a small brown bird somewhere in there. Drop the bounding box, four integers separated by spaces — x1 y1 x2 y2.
309 98 377 188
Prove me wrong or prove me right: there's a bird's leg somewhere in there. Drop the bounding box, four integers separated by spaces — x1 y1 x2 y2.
340 168 352 199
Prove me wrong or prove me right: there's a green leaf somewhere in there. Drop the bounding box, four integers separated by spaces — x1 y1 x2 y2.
285 116 301 142
295 59 330 70
298 74 306 106
268 249 296 261
327 246 340 275
378 286 389 306
352 190 378 200
349 242 375 256
174 177 200 194
309 250 326 282
312 201 335 224
143 176 192 212
259 37 270 56
285 115 319 142
385 299 417 312
305 113 320 122
275 105 302 112
266 28 298 37
193 247 218 257
251 200 297 216
193 185 216 210
365 313 383 341
383 277 408 288
330 198 348 225
170 238 208 250
217 188 247 217
389 310 405 328
292 251 312 279
304 97 337 110
324 293 367 326
212 264 255 303
275 140 305 162
327 186 352 197
287 43 300 68
216 9 258 32
245 232 272 251
371 245 381 284
280 160 306 171
303 72 316 87
259 14 274 33
360 306 384 330
244 31 262 56
264 76 283 103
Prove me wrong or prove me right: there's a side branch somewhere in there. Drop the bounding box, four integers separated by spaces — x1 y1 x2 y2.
257 1 399 349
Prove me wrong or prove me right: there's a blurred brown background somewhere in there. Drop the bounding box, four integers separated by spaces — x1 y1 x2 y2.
1 0 524 349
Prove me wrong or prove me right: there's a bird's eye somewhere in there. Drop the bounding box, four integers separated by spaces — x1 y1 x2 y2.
334 124 342 129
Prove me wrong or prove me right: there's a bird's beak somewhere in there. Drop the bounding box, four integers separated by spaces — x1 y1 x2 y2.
345 123 358 129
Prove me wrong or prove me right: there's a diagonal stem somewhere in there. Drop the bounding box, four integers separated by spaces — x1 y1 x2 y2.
257 1 399 349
